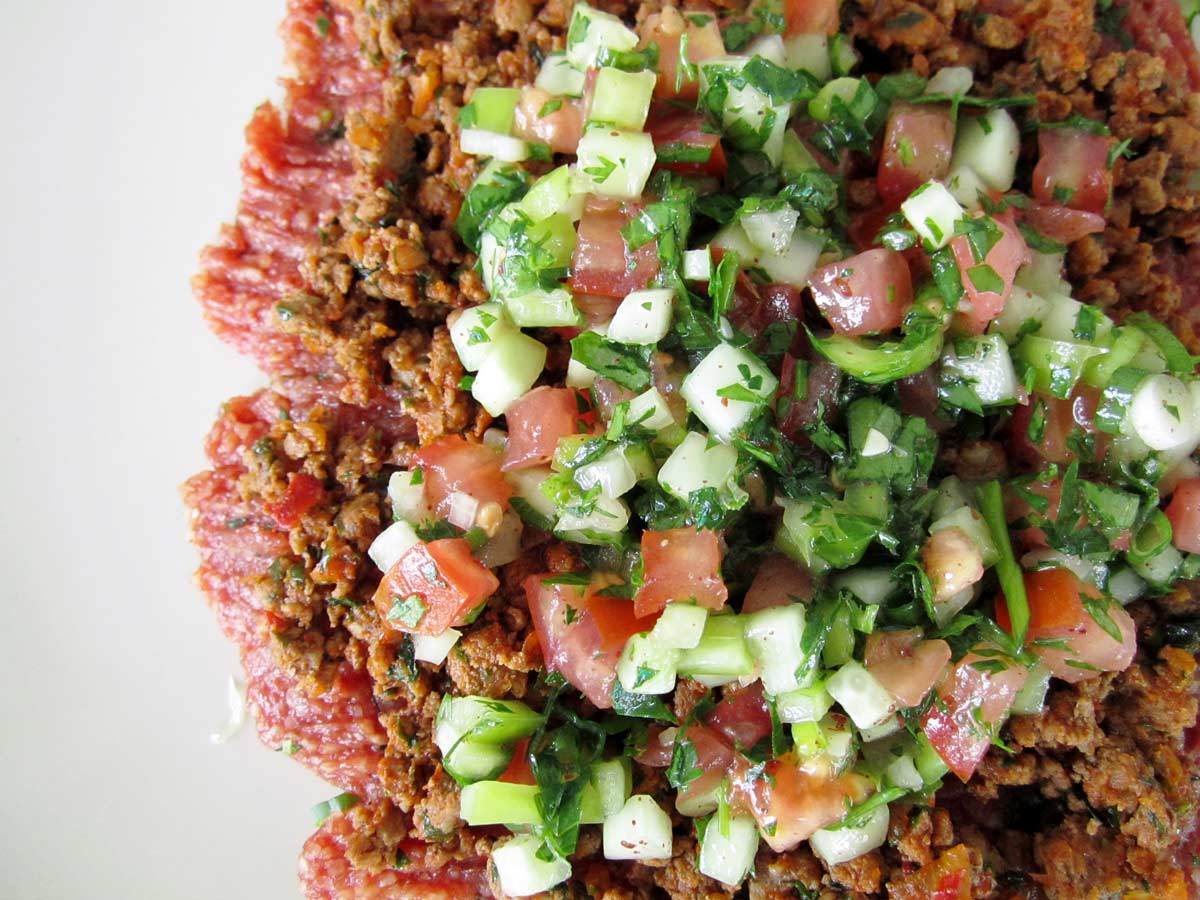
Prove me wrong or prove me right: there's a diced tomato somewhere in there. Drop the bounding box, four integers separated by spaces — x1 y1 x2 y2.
501 387 582 472
1119 0 1200 90
373 539 500 636
634 527 729 618
635 726 676 768
497 738 536 785
877 103 956 209
707 683 773 750
728 275 803 338
414 435 512 517
921 648 1027 780
573 293 623 329
950 212 1030 334
265 472 324 528
1166 478 1200 554
731 753 873 851
809 248 913 336
646 107 727 177
897 368 954 433
569 199 660 299
742 554 814 613
1006 388 1104 468
674 724 738 813
779 355 843 443
512 87 583 155
1032 127 1114 216
1024 204 1107 244
638 7 725 101
864 630 952 708
890 844 973 900
783 0 840 35
525 575 659 709
998 567 1136 683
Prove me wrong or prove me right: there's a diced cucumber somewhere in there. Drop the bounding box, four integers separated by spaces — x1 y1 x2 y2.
901 181 965 250
781 131 821 178
945 163 988 211
412 629 462 665
1107 565 1148 605
589 67 656 130
617 632 681 695
592 757 633 817
505 466 558 531
1035 294 1113 345
555 494 631 545
680 343 779 441
932 586 975 629
519 166 581 222
925 66 973 97
367 519 420 573
472 331 548 416
460 128 529 162
506 287 584 328
826 661 897 730
683 247 712 281
744 604 809 696
831 567 898 607
459 781 542 826
603 795 674 861
741 207 800 257
676 778 722 817
746 33 787 65
776 681 834 724
657 431 740 499
580 781 606 825
435 695 543 748
677 615 755 680
886 754 925 791
442 738 511 784
1130 542 1184 588
929 505 999 567
932 476 972 519
950 109 1019 192
808 77 863 122
810 804 889 866
463 86 521 135
566 357 596 389
822 607 855 667
476 510 525 568
914 732 950 784
627 387 678 432
1128 373 1196 450
784 34 830 80
1014 250 1070 298
388 467 432 525
989 286 1049 344
566 0 639 69
607 288 674 345
699 814 760 887
650 603 709 650
621 443 658 482
449 302 516 372
492 834 572 897
1082 326 1144 389
843 481 890 523
1012 335 1107 399
575 447 638 500
859 714 904 743
940 334 1018 407
536 53 586 97
711 221 761 264
576 128 656 199
829 33 859 76
792 716 856 770
1010 663 1052 715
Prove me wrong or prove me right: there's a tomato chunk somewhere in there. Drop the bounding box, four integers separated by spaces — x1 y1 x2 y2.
513 87 583 155
877 103 955 209
998 567 1136 683
265 472 325 528
1006 388 1103 469
673 724 737 813
634 527 729 618
638 7 725 101
569 199 660 299
921 649 1027 780
1032 127 1114 216
742 554 814 613
864 629 952 708
373 539 499 636
646 108 726 177
707 683 772 750
1024 204 1106 244
525 575 658 708
808 248 913 336
1167 478 1200 554
950 212 1030 334
414 435 512 517
783 0 840 35
502 387 582 472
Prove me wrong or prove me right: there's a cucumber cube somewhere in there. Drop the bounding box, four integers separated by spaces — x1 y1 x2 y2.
901 180 965 250
683 247 713 281
449 302 515 372
657 431 740 500
810 805 889 867
699 814 760 888
617 633 680 695
950 109 1020 192
492 834 572 897
886 754 925 791
367 519 420 574
471 331 548 416
744 604 809 696
576 127 657 199
650 603 708 650
459 781 541 826
566 0 639 69
607 288 674 345
825 661 897 729
945 163 988 211
536 54 586 98
626 387 678 432
602 795 673 861
505 287 584 328
555 494 631 545
759 228 824 286
505 466 558 531
519 165 580 222
776 682 834 724
741 207 800 257
940 333 1018 407
435 695 543 747
784 34 830 80
460 128 529 162
680 343 779 441
989 285 1050 343
677 615 754 679
925 66 974 97
575 447 638 499
463 86 521 135
589 67 657 130
412 628 462 665
592 757 633 817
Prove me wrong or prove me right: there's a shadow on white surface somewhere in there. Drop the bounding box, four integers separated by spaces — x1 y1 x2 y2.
0 3 336 899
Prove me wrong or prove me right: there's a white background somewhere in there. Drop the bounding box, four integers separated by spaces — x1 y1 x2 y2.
0 2 336 898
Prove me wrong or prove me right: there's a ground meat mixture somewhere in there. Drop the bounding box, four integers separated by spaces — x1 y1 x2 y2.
185 0 1200 897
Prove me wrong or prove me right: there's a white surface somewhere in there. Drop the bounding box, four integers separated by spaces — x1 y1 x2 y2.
0 2 334 899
